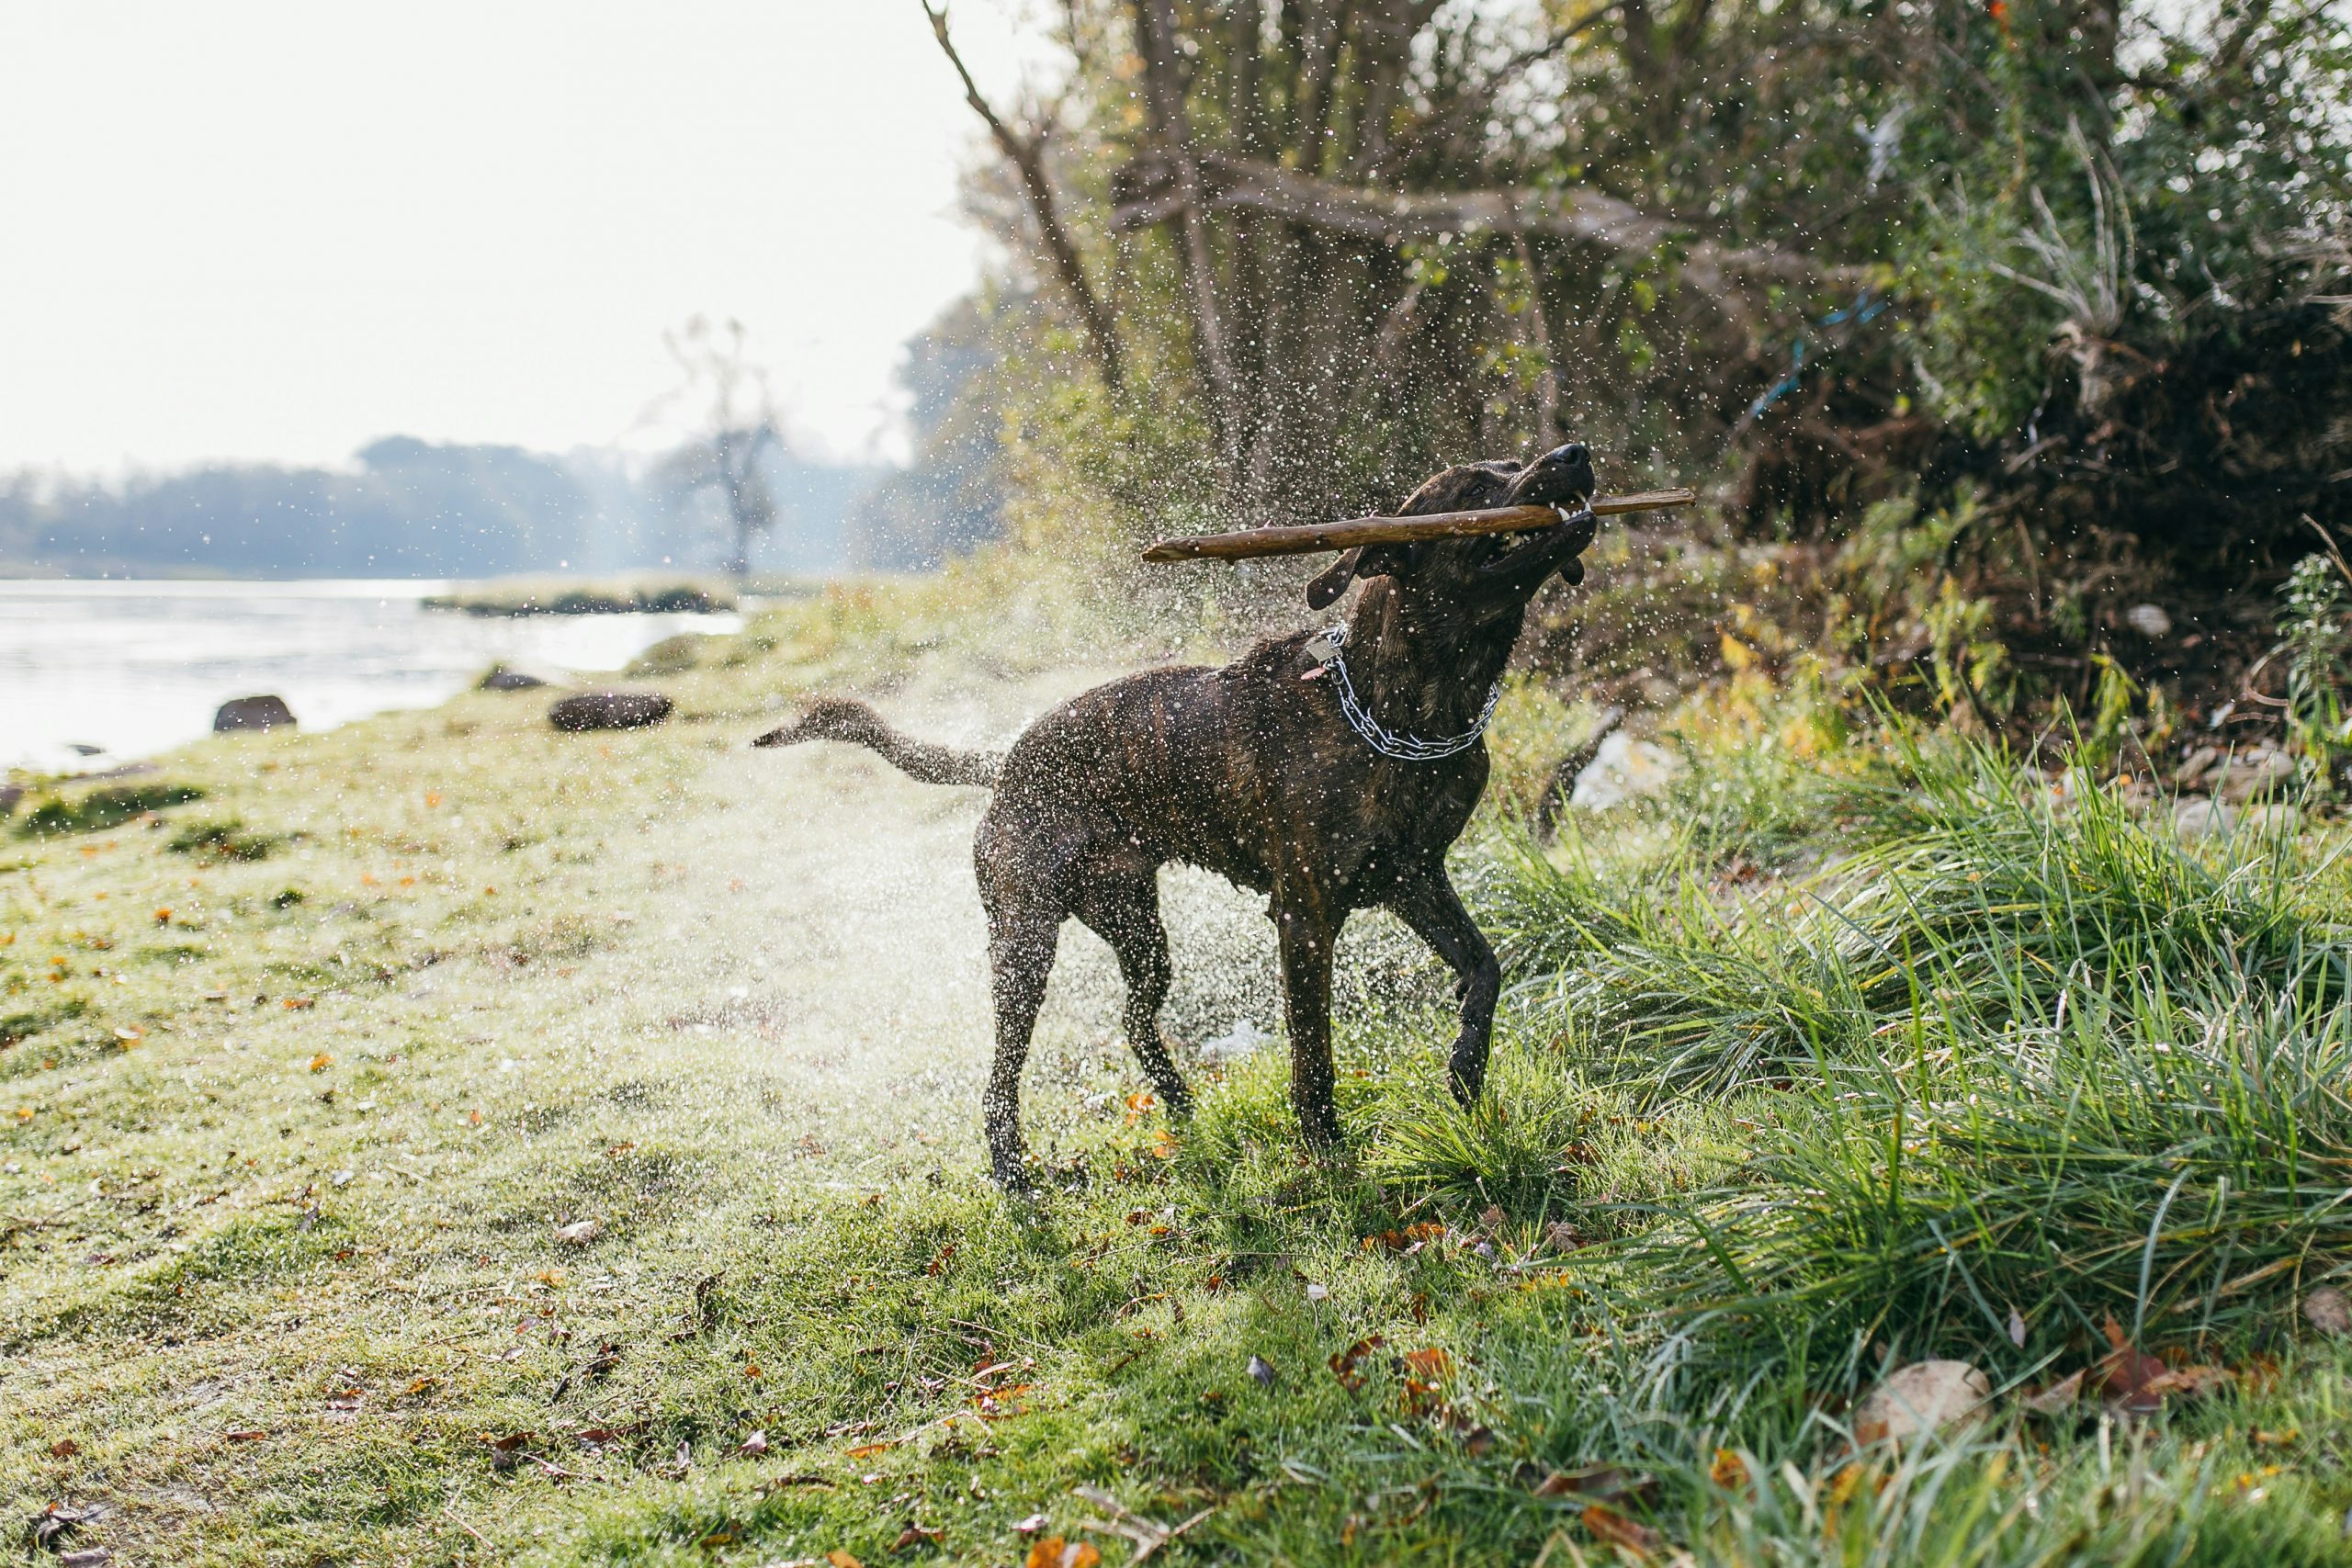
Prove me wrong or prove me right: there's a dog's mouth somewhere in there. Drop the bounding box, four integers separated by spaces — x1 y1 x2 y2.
1477 491 1595 580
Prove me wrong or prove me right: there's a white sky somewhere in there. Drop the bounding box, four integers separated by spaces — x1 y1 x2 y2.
0 3 1042 475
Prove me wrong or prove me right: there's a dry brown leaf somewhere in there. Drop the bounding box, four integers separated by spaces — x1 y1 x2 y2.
2022 1369 2086 1415
222 1428 267 1443
306 1053 332 1073
1852 1360 1989 1445
1709 1448 1749 1490
2091 1338 2171 1416
2136 1364 2234 1401
1329 1335 1385 1392
843 1441 893 1458
1582 1504 1662 1559
1399 1347 1453 1382
827 1552 865 1568
553 1219 602 1247
48 1438 79 1459
1531 1463 1649 1503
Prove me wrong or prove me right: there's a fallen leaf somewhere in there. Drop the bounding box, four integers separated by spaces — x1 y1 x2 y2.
222 1429 267 1443
1329 1335 1385 1392
1400 1347 1453 1382
1478 1203 1509 1234
2007 1307 2027 1348
49 1438 79 1459
892 1524 944 1551
1852 1360 1990 1445
2022 1369 2086 1415
307 1053 332 1073
1528 1464 1651 1504
1012 1512 1050 1534
1303 1281 1329 1303
1247 1354 1276 1389
827 1552 865 1568
1709 1448 1749 1490
1024 1539 1102 1568
924 1242 956 1277
2090 1325 2172 1417
2136 1364 2234 1401
844 1441 893 1459
1544 1220 1584 1252
57 1551 110 1567
1581 1504 1661 1559
1363 1221 1447 1253
2303 1286 2349 1337
738 1429 768 1456
553 1219 602 1247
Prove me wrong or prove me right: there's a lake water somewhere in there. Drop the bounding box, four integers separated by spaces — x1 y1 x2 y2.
0 579 743 773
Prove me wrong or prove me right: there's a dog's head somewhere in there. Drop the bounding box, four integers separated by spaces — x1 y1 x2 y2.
1305 443 1598 617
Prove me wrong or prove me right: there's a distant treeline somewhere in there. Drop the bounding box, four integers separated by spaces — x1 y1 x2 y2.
0 304 1006 580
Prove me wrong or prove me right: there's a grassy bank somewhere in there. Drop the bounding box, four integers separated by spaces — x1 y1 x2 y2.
6 567 2352 1566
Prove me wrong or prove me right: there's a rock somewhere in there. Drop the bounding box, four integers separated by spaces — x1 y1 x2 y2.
477 664 549 691
548 691 673 732
2216 744 2299 803
1853 1359 1990 1447
2124 603 2174 637
213 694 297 733
2173 744 2222 790
1570 732 1686 810
2304 1285 2349 1337
2173 796 2233 839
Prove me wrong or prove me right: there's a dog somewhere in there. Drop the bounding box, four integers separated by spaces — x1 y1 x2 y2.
755 443 1600 1189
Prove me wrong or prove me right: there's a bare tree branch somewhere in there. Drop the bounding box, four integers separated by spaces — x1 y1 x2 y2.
1112 150 1860 318
921 1 1125 391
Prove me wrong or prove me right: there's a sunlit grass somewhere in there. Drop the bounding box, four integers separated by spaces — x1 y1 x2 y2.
5 570 2352 1564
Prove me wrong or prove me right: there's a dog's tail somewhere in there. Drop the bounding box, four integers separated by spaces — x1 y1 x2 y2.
752 697 1002 788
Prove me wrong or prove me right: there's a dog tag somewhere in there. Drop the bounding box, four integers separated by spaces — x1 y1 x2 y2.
1303 628 1345 665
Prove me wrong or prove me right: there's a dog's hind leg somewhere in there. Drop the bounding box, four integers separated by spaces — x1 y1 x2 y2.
1075 874 1192 1117
1389 867 1501 1106
980 900 1059 1191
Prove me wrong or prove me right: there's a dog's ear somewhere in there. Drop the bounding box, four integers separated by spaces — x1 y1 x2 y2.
1306 543 1425 608
1305 548 1363 610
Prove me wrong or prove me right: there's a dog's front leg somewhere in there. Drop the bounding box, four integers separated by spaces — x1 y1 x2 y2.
1274 897 1345 1150
1389 868 1500 1105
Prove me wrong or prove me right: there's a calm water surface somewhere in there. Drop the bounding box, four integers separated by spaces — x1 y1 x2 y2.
0 580 741 773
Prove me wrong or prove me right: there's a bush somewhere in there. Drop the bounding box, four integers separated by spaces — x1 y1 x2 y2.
14 782 202 838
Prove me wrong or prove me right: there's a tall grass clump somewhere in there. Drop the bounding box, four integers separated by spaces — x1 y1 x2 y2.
1480 719 2352 1380
1485 730 2347 1099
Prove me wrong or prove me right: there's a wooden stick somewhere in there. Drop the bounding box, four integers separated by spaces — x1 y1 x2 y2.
1140 488 1697 563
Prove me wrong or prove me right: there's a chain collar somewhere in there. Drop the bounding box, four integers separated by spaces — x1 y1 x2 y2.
1313 625 1499 761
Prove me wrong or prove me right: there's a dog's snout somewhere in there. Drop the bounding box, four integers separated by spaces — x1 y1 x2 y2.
1554 442 1589 466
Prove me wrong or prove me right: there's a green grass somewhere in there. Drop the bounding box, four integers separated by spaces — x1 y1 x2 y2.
6 565 2352 1564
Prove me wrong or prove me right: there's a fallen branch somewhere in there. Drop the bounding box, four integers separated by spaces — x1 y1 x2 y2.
1141 490 1696 563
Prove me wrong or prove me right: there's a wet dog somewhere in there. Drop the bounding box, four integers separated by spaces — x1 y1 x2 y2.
756 443 1599 1189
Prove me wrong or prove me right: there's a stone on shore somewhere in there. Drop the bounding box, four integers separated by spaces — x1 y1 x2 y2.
478 664 551 691
214 694 297 732
548 691 673 732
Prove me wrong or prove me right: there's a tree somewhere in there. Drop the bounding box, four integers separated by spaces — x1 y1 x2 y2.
650 316 783 579
921 0 2349 567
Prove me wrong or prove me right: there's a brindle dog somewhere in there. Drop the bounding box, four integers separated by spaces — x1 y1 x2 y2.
755 443 1599 1189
